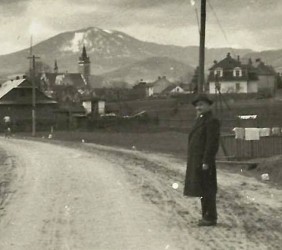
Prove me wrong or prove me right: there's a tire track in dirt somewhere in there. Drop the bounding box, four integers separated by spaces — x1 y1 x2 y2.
83 144 282 250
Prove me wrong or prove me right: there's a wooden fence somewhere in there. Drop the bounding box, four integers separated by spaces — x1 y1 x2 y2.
221 134 282 159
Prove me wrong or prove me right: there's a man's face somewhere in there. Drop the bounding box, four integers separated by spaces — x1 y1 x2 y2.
195 101 212 115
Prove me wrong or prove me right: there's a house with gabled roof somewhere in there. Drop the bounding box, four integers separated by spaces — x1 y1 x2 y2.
208 53 258 94
254 59 277 95
132 80 154 98
40 72 88 92
149 76 173 95
162 84 185 95
208 53 277 95
0 76 58 132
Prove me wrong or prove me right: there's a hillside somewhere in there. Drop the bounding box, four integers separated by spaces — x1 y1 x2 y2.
0 27 254 80
101 56 194 83
243 49 282 69
1 26 282 86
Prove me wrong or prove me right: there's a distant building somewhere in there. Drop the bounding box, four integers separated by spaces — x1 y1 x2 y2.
40 47 94 101
82 97 105 116
149 76 172 95
208 53 258 94
208 53 277 95
132 80 153 98
276 66 282 77
78 45 91 85
40 46 109 100
254 59 277 95
162 84 184 95
0 77 57 132
54 59 58 74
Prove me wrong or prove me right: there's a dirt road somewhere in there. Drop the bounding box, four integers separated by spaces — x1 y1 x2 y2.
0 138 281 250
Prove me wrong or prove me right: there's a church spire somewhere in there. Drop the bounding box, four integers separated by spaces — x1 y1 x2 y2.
54 59 58 73
79 45 90 63
78 45 91 85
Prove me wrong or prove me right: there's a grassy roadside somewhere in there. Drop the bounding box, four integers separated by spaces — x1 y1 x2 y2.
19 130 189 159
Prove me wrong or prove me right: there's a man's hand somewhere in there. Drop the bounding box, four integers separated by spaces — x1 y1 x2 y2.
202 163 209 170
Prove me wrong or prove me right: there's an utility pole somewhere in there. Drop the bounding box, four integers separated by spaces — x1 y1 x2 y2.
27 54 40 136
197 0 206 93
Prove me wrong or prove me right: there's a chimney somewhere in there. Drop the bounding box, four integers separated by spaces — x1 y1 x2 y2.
237 55 240 62
227 52 231 58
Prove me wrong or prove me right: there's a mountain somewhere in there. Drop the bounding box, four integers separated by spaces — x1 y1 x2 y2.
101 56 194 84
1 26 279 86
243 49 282 69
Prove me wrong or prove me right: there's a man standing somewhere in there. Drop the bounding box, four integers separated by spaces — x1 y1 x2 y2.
3 115 12 138
184 94 220 226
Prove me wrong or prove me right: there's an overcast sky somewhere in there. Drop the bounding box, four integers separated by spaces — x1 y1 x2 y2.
0 0 281 55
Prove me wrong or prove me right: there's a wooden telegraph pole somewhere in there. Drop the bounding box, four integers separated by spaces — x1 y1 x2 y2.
197 0 206 93
27 54 40 136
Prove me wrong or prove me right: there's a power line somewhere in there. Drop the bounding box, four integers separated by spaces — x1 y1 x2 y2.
191 0 200 33
207 0 237 57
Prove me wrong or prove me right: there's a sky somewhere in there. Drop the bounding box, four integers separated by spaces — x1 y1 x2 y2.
0 0 282 55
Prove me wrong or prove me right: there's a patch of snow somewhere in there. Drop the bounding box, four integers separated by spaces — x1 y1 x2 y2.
103 29 113 34
61 32 85 53
118 34 124 39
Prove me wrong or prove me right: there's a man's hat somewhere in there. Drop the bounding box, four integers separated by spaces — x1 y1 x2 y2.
191 94 213 106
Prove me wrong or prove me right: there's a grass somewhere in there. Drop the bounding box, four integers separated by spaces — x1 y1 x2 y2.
21 130 189 159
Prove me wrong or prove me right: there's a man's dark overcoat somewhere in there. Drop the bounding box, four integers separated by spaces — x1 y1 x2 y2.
184 111 220 197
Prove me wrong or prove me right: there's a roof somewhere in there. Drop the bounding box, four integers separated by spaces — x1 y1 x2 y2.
208 53 258 82
0 100 57 105
150 76 172 86
147 83 155 87
209 53 241 71
0 78 26 100
162 84 178 93
41 73 87 88
133 81 147 89
255 62 276 75
0 78 57 105
179 83 191 91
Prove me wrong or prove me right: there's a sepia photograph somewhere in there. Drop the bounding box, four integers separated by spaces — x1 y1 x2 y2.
0 0 281 249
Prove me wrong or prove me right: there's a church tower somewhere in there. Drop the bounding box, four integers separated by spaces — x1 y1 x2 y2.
54 59 58 74
78 45 91 85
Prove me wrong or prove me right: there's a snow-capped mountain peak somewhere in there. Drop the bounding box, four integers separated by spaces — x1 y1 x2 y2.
60 27 130 55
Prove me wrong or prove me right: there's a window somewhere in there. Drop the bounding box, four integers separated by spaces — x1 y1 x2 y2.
214 68 223 77
233 67 242 77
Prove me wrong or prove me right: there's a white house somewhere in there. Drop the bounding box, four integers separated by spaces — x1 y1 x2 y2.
149 76 172 95
208 53 258 94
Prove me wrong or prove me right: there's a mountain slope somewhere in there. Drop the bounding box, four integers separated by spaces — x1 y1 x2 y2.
1 26 279 84
102 56 194 83
243 49 282 69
